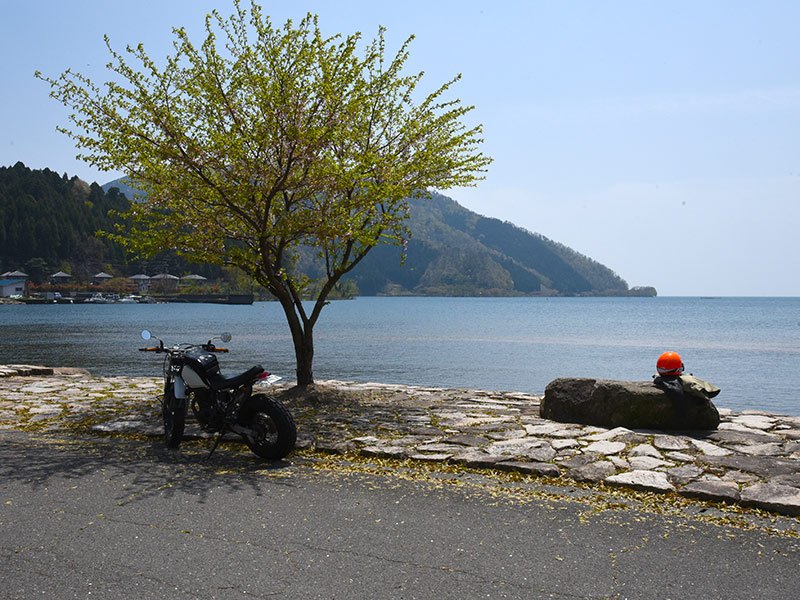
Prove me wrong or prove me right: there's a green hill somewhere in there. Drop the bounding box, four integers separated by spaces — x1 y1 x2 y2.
0 163 221 283
0 162 128 282
346 193 633 296
99 176 643 296
0 164 650 296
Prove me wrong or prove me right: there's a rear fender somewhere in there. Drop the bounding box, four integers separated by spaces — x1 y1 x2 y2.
237 391 267 420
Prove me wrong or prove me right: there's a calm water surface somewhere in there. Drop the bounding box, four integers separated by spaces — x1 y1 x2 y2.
1 296 798 415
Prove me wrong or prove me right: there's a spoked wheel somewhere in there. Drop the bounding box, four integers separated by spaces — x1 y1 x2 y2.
239 394 296 460
162 385 185 449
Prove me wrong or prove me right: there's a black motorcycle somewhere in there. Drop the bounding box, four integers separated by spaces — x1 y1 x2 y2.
139 330 296 459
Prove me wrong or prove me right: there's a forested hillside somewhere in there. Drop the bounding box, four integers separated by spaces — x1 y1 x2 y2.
262 191 636 296
349 193 633 296
1 164 649 296
0 163 221 284
0 162 129 282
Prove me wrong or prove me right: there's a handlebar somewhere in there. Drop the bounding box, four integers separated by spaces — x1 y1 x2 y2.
201 344 229 353
138 345 229 353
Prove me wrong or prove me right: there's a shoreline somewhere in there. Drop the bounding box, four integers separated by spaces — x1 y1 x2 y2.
1 366 799 518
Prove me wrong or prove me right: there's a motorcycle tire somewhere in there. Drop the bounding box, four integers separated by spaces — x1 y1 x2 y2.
238 394 297 460
162 385 185 449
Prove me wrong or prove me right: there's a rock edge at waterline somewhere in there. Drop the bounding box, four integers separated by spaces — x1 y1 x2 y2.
1 367 799 517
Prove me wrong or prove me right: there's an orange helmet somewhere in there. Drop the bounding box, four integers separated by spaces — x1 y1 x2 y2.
657 351 684 376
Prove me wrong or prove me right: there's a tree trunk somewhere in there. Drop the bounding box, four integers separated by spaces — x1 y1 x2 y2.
270 271 349 388
275 291 316 387
294 326 315 386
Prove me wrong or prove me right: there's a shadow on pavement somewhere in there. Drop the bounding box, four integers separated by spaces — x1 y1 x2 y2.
0 429 298 505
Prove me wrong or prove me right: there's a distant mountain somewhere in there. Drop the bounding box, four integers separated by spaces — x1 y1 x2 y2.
99 177 648 297
337 192 633 296
100 177 140 201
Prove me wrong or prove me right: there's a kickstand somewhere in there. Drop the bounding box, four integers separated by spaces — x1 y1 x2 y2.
207 426 227 459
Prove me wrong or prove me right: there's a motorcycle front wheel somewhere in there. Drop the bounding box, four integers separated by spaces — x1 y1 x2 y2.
238 394 297 460
162 384 185 449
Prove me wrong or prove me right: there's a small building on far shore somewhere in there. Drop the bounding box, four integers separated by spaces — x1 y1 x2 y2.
128 274 151 292
2 270 29 279
181 274 208 286
0 271 29 297
50 271 72 285
0 278 27 297
150 273 179 292
92 272 113 285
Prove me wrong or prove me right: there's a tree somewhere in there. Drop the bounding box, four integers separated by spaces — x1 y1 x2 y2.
24 257 49 285
38 0 491 385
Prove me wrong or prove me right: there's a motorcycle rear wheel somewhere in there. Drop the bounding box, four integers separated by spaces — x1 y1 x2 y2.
162 385 185 449
239 394 296 460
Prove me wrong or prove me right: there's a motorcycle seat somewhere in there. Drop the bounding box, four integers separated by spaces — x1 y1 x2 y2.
206 365 265 391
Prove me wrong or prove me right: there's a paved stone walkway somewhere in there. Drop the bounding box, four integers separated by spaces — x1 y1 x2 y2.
1 365 799 517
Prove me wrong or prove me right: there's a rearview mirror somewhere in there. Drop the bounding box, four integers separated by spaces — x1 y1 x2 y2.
141 330 152 341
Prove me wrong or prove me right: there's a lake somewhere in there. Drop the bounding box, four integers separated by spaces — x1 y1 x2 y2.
1 296 798 416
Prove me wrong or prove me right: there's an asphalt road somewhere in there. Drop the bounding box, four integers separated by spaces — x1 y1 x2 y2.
1 430 798 600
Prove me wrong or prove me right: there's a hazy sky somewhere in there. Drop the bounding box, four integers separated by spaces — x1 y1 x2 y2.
2 0 799 296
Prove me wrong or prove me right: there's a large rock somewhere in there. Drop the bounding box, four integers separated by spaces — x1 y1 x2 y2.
541 378 720 431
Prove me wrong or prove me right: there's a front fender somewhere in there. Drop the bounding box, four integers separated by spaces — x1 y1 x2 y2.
164 378 188 412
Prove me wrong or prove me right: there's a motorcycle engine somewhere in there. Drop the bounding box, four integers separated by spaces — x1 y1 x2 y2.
190 389 224 431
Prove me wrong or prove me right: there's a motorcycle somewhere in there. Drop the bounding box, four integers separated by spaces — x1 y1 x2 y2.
139 330 296 460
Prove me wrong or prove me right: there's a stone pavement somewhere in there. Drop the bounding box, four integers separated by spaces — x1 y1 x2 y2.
1 365 799 517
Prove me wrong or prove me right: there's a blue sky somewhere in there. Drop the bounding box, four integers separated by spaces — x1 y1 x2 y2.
2 0 799 295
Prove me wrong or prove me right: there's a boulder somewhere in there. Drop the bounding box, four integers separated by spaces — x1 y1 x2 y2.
541 378 720 431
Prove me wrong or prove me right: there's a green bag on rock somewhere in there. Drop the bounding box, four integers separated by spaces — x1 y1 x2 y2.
680 374 721 400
